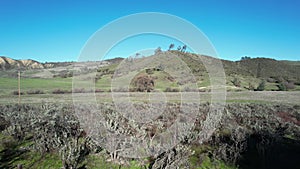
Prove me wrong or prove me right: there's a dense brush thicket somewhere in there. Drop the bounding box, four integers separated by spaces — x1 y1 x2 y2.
0 103 299 169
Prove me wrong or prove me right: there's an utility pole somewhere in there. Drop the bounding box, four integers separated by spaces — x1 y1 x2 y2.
18 64 21 105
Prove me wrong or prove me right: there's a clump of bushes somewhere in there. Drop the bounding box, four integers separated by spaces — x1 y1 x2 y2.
285 81 296 90
277 83 287 91
164 87 180 92
232 77 241 87
53 71 73 78
183 87 199 92
26 89 45 95
112 87 128 92
0 104 100 169
73 88 86 93
95 89 105 93
145 68 154 74
255 80 265 91
52 89 72 94
12 90 45 95
73 88 93 93
277 81 295 91
12 91 24 95
131 74 154 92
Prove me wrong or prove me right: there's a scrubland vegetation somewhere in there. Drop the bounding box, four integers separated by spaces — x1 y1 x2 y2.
1 103 299 169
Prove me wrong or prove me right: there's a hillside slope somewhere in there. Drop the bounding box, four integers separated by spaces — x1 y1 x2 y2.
1 53 299 92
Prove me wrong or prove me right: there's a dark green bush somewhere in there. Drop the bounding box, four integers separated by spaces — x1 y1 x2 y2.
12 91 24 95
255 80 265 91
164 87 180 92
277 82 287 91
278 82 295 91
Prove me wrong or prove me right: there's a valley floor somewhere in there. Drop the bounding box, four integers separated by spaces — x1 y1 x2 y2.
0 91 299 105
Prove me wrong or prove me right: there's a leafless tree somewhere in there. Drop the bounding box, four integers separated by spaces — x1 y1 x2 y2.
155 47 162 55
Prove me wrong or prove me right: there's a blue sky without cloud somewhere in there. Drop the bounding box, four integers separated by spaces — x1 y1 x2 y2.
0 0 299 62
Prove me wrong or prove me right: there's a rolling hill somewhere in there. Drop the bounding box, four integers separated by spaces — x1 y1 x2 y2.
0 51 299 93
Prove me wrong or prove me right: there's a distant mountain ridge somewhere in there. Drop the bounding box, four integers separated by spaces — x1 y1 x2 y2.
0 56 126 71
0 56 55 70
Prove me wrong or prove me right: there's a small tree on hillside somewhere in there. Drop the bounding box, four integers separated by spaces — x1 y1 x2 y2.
177 46 181 51
135 53 141 58
232 77 241 87
241 56 251 60
168 44 175 51
155 47 162 55
277 82 287 91
181 45 187 52
256 80 266 91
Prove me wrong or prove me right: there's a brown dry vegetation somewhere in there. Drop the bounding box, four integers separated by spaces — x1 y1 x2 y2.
0 103 299 169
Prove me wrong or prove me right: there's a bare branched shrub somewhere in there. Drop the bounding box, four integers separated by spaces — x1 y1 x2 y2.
1 104 95 169
149 145 193 169
1 102 299 168
131 74 154 92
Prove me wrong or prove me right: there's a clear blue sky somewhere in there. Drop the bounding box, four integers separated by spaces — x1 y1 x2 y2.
0 0 299 62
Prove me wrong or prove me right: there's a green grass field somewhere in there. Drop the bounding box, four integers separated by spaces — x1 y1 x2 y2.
1 66 300 105
0 77 73 94
1 91 299 105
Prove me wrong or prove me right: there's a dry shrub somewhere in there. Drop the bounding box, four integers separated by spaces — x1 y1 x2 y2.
52 89 71 94
131 74 154 92
26 90 45 95
95 89 104 93
277 112 300 126
164 87 180 92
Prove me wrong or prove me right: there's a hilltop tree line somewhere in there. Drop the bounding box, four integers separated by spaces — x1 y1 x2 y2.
154 43 188 55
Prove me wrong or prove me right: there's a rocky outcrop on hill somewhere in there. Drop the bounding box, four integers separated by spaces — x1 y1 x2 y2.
0 56 46 70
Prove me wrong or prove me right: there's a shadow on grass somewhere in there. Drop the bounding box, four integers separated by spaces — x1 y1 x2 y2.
238 135 300 169
0 141 27 169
